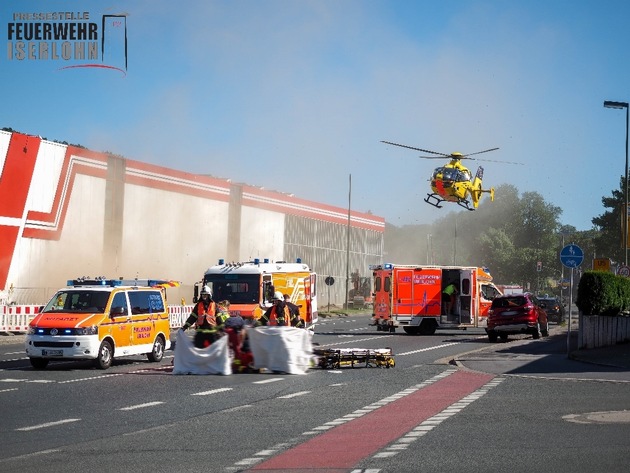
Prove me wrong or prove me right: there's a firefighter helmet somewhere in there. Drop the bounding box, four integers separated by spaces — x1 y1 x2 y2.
273 291 283 301
201 285 212 297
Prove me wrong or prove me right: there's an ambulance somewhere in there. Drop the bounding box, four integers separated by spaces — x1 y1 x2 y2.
25 278 176 369
370 263 502 335
195 258 318 328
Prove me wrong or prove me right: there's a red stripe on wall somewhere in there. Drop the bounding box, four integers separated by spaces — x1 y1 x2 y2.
0 134 39 217
0 134 40 287
0 226 20 289
23 148 108 240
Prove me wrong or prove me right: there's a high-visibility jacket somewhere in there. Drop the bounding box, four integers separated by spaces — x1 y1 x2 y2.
261 303 292 326
196 300 217 326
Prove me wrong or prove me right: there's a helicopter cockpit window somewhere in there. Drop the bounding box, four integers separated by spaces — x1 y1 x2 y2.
457 170 472 182
441 168 458 181
432 167 444 179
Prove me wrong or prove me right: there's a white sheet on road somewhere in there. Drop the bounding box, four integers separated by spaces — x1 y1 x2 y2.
247 326 313 374
172 329 232 375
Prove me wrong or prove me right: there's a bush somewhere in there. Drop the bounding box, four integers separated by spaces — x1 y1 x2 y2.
576 271 630 316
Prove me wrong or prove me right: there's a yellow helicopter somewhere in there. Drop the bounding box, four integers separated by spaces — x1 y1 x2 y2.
382 140 520 211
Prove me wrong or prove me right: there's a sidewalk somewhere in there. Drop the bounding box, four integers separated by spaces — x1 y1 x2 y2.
570 342 630 369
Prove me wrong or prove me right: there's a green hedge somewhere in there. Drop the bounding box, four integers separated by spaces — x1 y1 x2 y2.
576 271 630 316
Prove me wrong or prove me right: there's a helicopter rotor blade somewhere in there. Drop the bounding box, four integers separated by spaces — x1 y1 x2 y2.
381 141 451 157
466 157 525 165
462 148 500 157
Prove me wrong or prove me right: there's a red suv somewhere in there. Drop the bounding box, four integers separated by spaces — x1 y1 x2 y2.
486 293 548 342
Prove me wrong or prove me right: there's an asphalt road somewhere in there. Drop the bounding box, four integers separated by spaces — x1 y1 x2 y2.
1 314 629 473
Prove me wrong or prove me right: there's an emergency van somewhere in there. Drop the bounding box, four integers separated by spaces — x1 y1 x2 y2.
370 263 502 335
25 278 176 369
194 258 317 328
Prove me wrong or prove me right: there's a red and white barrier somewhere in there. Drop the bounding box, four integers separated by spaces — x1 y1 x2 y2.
1 304 196 334
0 305 41 333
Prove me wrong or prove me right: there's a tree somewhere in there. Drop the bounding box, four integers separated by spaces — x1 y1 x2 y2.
592 175 626 264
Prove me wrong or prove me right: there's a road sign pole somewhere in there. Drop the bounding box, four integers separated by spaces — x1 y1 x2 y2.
567 268 573 357
560 244 583 358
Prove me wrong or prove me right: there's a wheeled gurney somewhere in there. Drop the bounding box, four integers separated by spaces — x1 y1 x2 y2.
314 347 395 369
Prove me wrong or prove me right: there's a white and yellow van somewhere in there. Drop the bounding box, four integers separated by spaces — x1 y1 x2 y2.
25 278 176 369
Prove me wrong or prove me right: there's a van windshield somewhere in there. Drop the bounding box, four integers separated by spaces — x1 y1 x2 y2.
205 275 260 304
43 290 110 313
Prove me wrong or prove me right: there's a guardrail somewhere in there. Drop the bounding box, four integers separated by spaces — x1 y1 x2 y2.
0 304 196 334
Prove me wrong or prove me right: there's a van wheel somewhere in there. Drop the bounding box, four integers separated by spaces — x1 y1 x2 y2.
30 358 49 370
487 331 498 342
94 340 113 369
148 336 165 362
499 333 509 342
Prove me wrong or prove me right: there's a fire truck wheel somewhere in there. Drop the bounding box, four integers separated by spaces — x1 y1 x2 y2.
418 319 437 335
94 340 114 369
403 327 420 335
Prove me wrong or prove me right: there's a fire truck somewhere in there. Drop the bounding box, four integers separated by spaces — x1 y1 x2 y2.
194 258 317 328
370 263 502 335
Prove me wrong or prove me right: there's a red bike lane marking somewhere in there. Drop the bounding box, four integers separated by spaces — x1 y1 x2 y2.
249 370 494 472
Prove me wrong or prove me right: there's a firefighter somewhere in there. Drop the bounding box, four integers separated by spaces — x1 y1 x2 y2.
259 291 293 326
181 285 219 348
283 293 304 328
216 300 231 329
442 282 459 316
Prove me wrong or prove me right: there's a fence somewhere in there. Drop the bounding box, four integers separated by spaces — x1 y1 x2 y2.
0 304 195 334
578 314 630 349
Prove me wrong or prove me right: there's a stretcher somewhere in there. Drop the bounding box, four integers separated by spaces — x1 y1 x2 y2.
314 347 395 369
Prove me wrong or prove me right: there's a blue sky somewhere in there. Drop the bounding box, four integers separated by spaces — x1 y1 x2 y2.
2 0 629 231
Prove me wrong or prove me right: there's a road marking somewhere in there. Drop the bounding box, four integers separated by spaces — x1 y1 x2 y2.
0 387 18 393
252 377 284 384
59 373 124 383
397 342 461 355
119 401 165 411
16 418 81 431
191 387 232 396
278 391 311 399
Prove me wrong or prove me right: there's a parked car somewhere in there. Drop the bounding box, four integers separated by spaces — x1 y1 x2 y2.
537 295 565 323
486 292 548 342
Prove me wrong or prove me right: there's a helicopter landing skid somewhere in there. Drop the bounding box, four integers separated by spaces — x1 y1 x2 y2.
457 199 475 211
424 194 444 208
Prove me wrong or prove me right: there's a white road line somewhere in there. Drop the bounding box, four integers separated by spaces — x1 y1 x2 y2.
397 342 461 355
119 401 165 411
191 387 232 396
16 418 81 431
59 373 124 383
252 377 284 384
278 391 311 399
0 387 18 393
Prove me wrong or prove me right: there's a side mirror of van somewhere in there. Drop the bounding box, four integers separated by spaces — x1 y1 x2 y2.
110 306 126 317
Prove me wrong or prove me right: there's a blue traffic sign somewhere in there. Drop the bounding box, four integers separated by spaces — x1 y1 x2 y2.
560 244 584 268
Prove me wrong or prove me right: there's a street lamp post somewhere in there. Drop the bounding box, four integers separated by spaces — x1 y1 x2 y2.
604 100 630 265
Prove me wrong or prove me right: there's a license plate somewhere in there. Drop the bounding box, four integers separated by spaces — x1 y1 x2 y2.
42 349 63 356
502 310 518 316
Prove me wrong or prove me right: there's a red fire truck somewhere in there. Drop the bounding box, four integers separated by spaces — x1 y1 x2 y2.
370 263 502 335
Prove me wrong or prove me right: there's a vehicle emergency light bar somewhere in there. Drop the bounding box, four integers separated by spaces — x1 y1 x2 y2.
218 258 302 266
67 278 180 287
